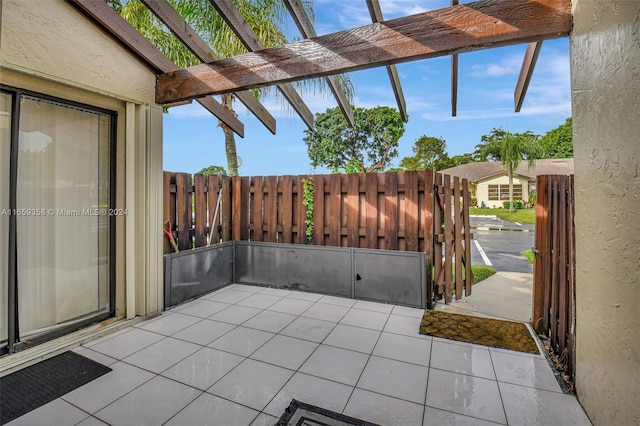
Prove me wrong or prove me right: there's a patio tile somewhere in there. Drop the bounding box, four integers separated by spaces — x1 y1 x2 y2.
392 305 426 318
236 293 283 309
258 287 293 297
94 376 200 425
83 327 130 347
286 291 324 302
263 372 353 417
383 313 425 337
136 312 202 335
207 359 293 411
318 294 357 307
6 399 88 426
208 305 262 325
372 332 431 366
227 284 263 293
430 340 495 380
302 302 350 322
499 382 592 425
299 345 369 386
88 327 164 360
204 289 253 304
280 316 336 343
267 297 315 315
425 368 506 424
353 299 394 313
249 335 318 370
343 388 425 426
357 356 428 404
123 337 201 374
340 308 389 331
323 324 381 354
75 416 109 426
175 300 231 318
250 413 279 426
242 310 297 333
422 406 501 426
62 361 154 413
165 393 259 426
490 351 561 392
73 346 118 366
207 326 274 357
161 347 243 390
171 319 236 346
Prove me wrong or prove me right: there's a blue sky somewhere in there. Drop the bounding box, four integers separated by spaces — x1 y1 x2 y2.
162 0 571 176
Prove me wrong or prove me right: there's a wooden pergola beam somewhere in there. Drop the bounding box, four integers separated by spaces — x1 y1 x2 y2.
140 0 276 134
366 0 408 122
68 0 244 137
156 0 571 105
451 0 459 117
283 0 354 126
207 0 314 129
514 41 543 112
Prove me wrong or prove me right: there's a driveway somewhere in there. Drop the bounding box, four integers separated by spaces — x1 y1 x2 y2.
469 216 534 274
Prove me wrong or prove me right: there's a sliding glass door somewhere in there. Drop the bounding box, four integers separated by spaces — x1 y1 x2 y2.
0 92 10 349
1 87 114 353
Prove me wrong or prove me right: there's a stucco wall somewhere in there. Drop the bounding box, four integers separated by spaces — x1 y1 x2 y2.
0 0 156 105
571 1 640 425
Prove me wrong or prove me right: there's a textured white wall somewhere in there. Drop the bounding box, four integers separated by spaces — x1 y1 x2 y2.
571 1 640 425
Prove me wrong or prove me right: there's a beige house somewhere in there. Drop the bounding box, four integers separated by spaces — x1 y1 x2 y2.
440 159 574 208
0 1 638 425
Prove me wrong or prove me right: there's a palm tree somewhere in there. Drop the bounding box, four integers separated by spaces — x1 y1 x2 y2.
476 128 542 212
113 0 354 175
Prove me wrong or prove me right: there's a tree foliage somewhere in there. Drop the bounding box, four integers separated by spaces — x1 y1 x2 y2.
399 135 452 171
197 165 227 176
304 106 405 173
539 117 572 158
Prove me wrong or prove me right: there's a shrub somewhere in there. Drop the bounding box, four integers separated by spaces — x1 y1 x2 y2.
503 200 523 210
470 197 477 208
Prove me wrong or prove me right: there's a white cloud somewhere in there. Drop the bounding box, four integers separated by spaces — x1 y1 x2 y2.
469 55 522 77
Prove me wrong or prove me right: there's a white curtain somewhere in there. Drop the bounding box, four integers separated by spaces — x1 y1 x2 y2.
16 96 110 338
0 93 10 346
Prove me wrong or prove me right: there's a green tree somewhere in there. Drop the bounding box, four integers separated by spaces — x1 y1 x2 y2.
304 106 404 173
399 135 452 171
113 0 353 176
197 165 227 176
450 153 476 166
477 128 542 212
539 117 573 158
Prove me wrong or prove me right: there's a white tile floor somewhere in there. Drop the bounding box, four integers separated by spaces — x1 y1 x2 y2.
7 284 592 426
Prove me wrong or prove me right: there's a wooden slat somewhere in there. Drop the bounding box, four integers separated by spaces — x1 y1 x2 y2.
68 0 244 136
194 174 206 247
264 176 278 242
328 174 341 247
365 173 378 249
175 173 191 250
162 172 173 253
295 176 307 244
454 177 463 299
404 172 419 252
514 42 542 112
280 175 293 243
220 176 231 241
423 170 435 307
557 176 568 353
207 0 314 129
251 176 264 241
283 0 354 127
365 0 409 121
157 0 571 103
141 0 276 134
240 177 250 240
462 178 473 296
312 175 325 245
443 174 453 304
550 178 560 343
434 173 444 299
207 175 221 244
384 172 399 250
346 174 360 248
567 175 576 374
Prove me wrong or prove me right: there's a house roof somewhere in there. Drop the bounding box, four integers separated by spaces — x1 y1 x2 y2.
439 159 574 182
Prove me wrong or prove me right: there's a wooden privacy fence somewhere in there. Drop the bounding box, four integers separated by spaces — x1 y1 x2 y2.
532 174 576 378
163 170 473 304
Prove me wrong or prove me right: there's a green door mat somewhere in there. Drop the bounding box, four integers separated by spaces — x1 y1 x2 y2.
420 310 540 354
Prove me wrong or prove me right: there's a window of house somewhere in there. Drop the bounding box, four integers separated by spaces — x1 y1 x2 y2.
488 184 523 200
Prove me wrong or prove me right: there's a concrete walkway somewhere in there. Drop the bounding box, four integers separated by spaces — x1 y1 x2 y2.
435 272 533 323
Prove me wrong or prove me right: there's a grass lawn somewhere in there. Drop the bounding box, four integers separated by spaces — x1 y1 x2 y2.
471 265 497 283
470 207 536 224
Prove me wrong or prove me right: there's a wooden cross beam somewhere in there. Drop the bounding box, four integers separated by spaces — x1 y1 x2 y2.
156 0 571 105
514 42 543 112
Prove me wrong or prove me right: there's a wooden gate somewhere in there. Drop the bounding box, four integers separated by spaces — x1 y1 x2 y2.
532 174 576 379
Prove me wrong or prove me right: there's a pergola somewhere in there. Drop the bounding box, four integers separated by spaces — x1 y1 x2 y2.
69 0 570 137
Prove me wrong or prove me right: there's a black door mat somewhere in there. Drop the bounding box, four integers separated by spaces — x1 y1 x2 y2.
1 351 111 424
276 399 380 426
